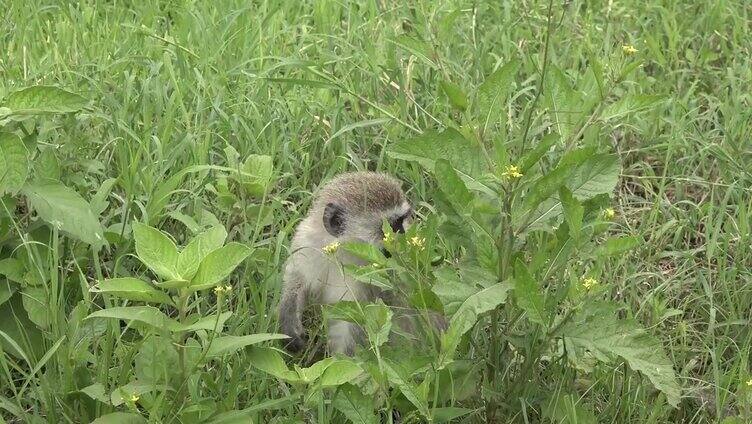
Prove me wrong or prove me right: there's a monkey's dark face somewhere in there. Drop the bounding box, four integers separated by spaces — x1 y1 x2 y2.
322 201 413 249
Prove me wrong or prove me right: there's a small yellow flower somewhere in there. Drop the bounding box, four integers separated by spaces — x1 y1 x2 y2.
371 262 381 268
382 232 394 244
622 44 638 55
603 208 616 219
581 277 599 290
129 393 140 403
213 285 232 295
408 236 426 251
746 379 752 387
502 164 523 179
322 241 340 255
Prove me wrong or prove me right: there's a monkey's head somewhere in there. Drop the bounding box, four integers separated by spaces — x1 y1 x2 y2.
314 172 414 249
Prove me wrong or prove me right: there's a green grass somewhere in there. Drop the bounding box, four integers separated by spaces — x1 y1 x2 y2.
1 0 751 422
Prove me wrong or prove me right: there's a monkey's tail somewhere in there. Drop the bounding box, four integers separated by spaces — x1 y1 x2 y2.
278 276 307 353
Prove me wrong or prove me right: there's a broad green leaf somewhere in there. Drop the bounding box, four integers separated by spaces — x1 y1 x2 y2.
0 294 44 360
296 357 336 383
21 287 49 329
439 282 511 368
386 128 484 177
341 241 386 265
85 306 180 332
434 159 475 217
22 181 105 247
542 392 597 424
5 85 88 115
34 150 60 181
523 146 597 213
247 346 300 382
189 243 251 290
595 236 640 257
601 94 664 121
363 302 393 348
520 133 559 172
513 261 546 326
440 80 468 111
91 413 146 424
332 383 378 424
132 223 180 280
177 311 233 332
431 267 482 316
0 132 28 195
0 259 24 284
0 280 16 307
544 66 578 139
79 383 110 404
239 154 273 197
205 397 296 424
558 302 681 407
383 360 429 418
477 59 521 131
205 333 289 358
178 226 227 280
93 278 173 305
319 359 363 387
134 334 179 383
567 154 620 200
559 187 583 241
392 35 436 67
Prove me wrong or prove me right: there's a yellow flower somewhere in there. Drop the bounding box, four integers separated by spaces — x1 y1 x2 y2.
408 236 426 251
322 241 340 255
603 208 616 219
382 232 394 244
502 164 523 179
622 44 638 55
213 285 232 295
372 262 381 268
129 393 140 403
746 379 752 387
581 277 599 290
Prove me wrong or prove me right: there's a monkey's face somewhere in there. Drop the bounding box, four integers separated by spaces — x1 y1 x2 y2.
322 201 413 248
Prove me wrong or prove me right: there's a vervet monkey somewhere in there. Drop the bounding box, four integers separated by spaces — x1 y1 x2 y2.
278 171 423 355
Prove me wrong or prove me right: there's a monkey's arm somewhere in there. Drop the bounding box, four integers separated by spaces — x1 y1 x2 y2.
278 269 308 353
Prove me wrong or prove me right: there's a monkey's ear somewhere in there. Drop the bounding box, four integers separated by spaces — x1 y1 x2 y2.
323 203 345 236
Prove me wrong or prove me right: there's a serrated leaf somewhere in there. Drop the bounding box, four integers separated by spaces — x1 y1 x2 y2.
439 282 511 368
93 278 173 305
85 306 180 332
596 236 640 257
0 132 28 195
189 243 251 291
386 128 484 177
206 333 289 358
545 66 579 139
22 181 105 247
520 133 559 172
558 302 681 407
178 226 227 280
332 383 378 424
559 187 583 241
440 80 468 111
434 159 475 217
477 59 521 131
567 154 620 200
431 267 482 316
5 86 88 115
132 223 180 280
34 150 60 181
513 260 546 326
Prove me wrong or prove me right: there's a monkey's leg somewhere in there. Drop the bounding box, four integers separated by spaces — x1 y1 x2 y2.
278 273 307 353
